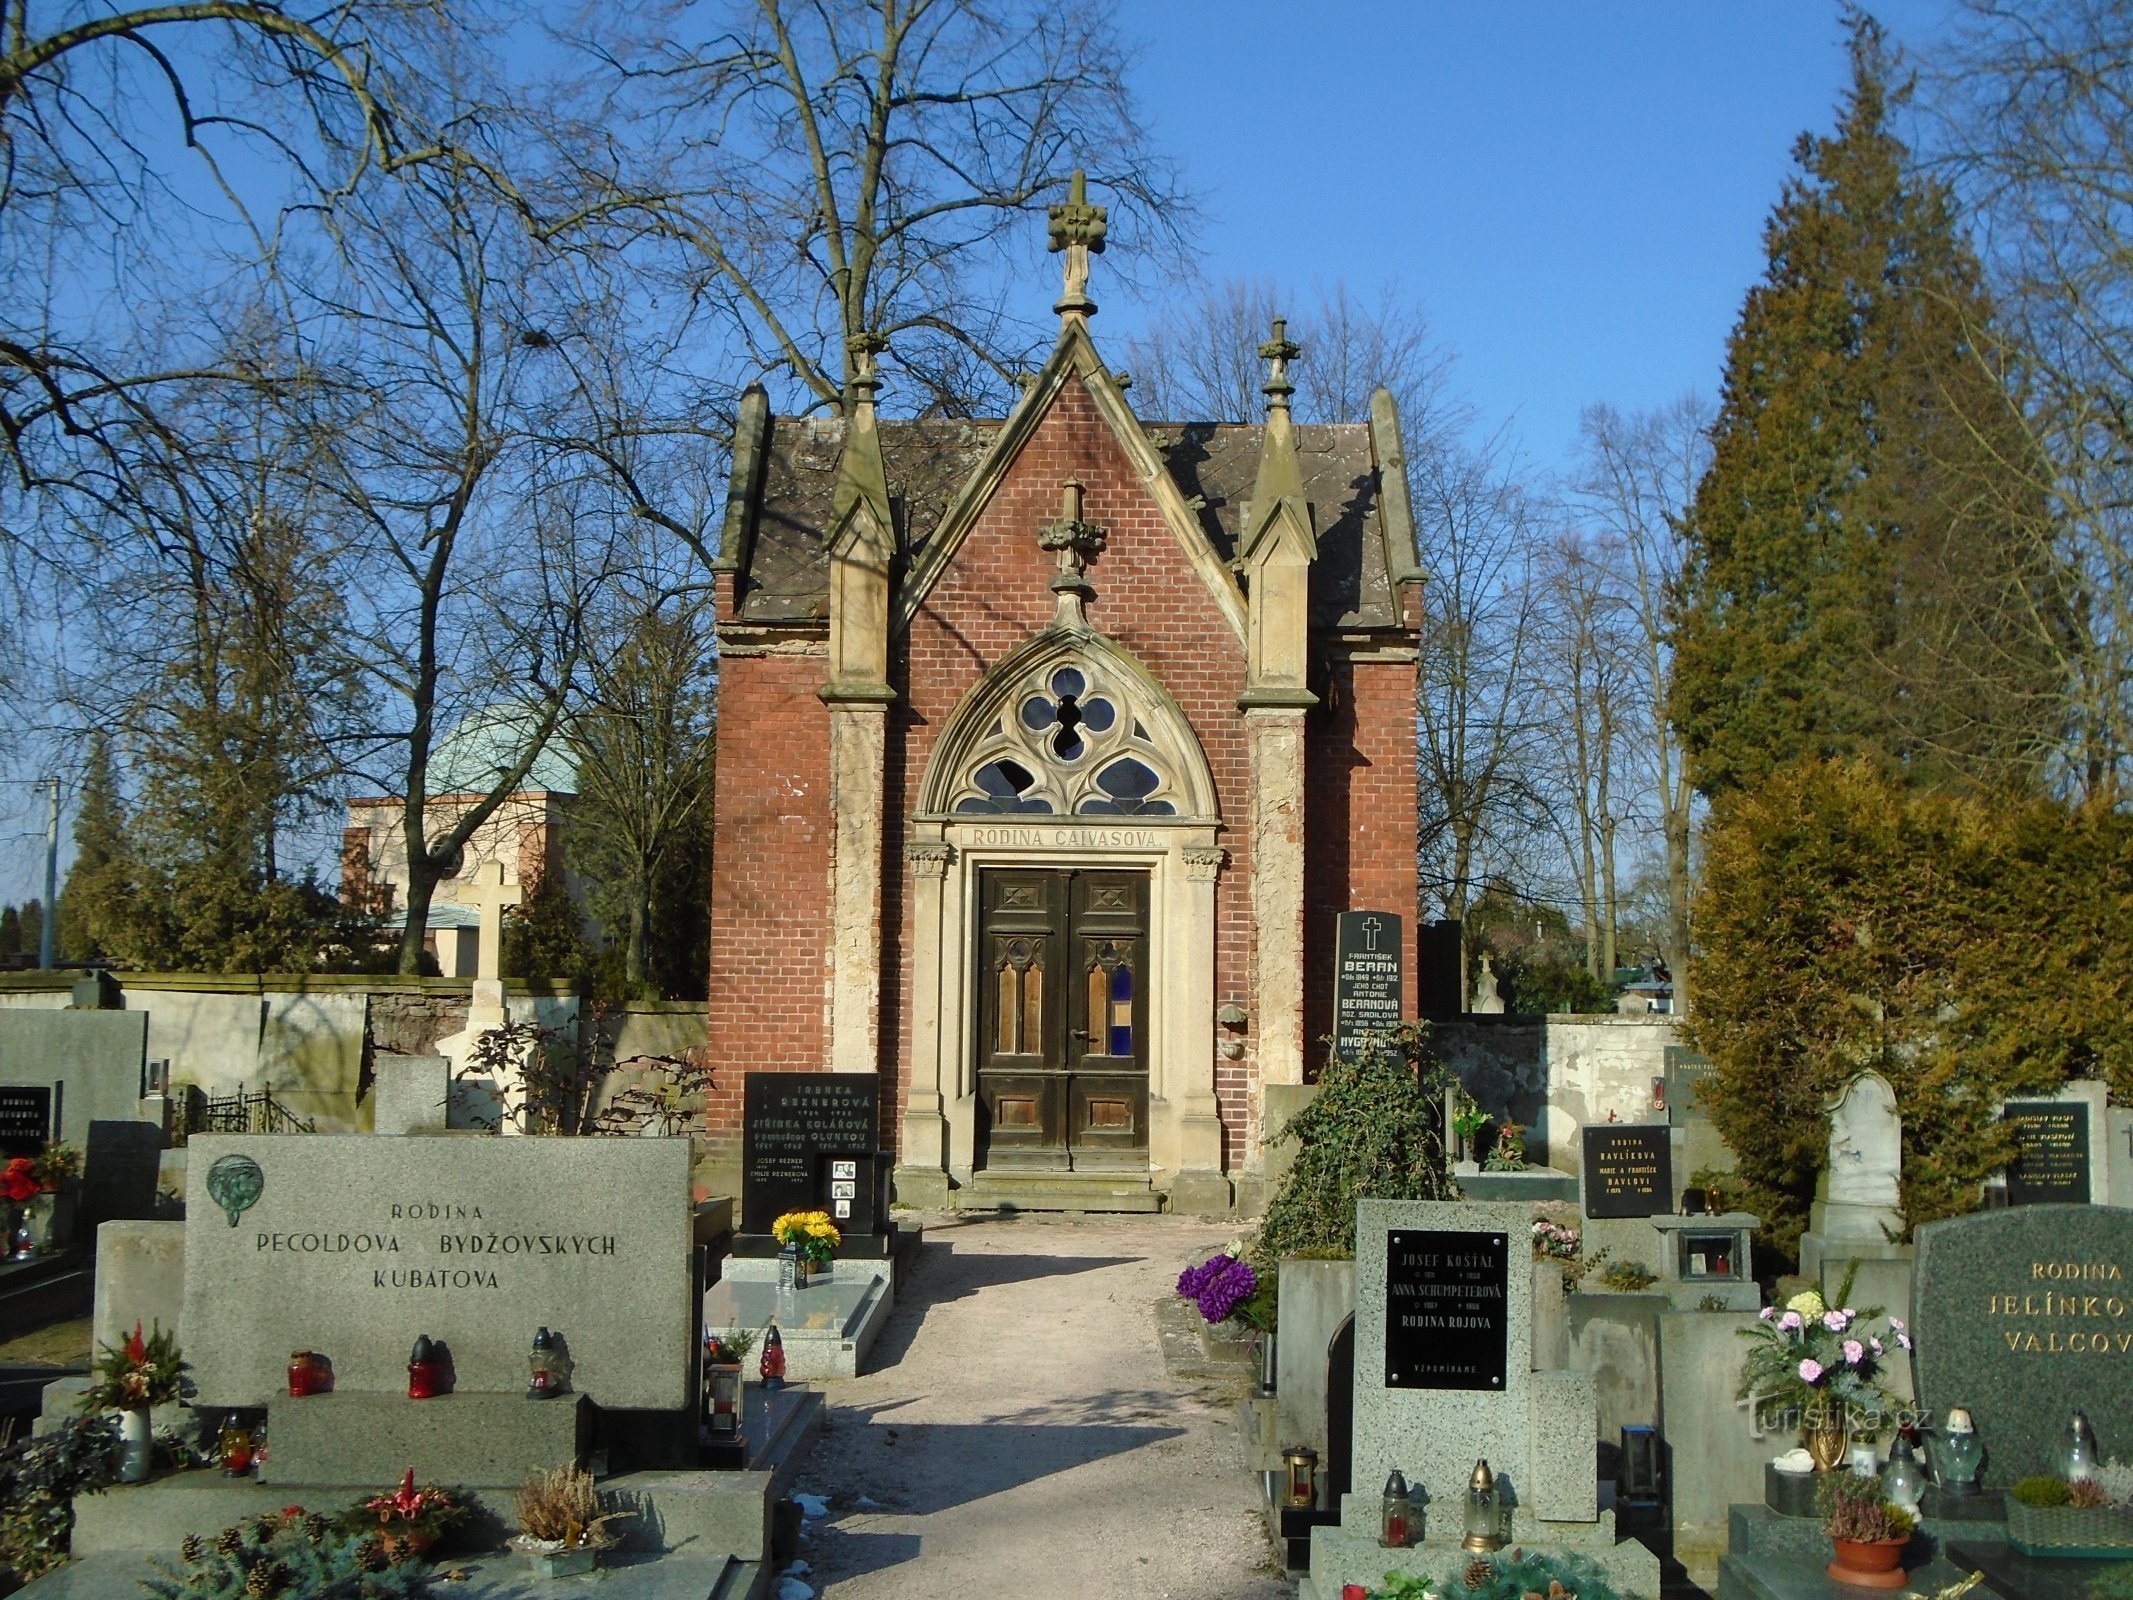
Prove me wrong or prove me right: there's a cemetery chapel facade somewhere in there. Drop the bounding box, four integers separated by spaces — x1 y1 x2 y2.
704 186 1423 1211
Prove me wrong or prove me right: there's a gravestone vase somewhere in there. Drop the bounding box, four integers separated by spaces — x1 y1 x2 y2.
116 1408 153 1482
1804 1413 1848 1473
24 1188 74 1255
801 1254 832 1288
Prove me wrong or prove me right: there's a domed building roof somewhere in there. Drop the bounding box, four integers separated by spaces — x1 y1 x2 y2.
427 704 576 797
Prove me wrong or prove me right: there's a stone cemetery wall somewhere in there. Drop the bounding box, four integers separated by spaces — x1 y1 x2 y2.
1435 1014 1681 1173
183 1133 694 1411
1913 1203 2133 1483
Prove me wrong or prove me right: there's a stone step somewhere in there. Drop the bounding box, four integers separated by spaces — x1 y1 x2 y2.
961 1171 1162 1212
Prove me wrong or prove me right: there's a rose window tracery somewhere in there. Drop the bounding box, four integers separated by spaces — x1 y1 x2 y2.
954 660 1179 816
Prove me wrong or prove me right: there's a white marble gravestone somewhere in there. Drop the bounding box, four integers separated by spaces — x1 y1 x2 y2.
1800 1068 1912 1295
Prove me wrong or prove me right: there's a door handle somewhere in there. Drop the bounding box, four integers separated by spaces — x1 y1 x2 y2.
1071 1030 1093 1041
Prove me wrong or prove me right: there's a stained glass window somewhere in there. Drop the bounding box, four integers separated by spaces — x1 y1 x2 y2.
951 657 1183 816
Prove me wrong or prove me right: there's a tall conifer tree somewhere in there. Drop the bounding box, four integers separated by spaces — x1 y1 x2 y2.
1670 15 2059 797
55 734 133 963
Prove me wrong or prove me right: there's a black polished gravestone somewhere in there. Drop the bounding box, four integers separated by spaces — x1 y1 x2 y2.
1914 1204 2133 1485
1582 1124 1672 1219
2005 1100 2092 1205
1333 910 1405 1061
740 1072 887 1239
0 1084 53 1158
1383 1228 1509 1390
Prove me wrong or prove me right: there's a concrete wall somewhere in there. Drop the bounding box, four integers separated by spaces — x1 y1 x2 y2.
1659 1309 1769 1592
1435 1015 1679 1173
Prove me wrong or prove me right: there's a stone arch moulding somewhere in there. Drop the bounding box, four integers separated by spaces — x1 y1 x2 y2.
915 628 1220 825
896 628 1230 1210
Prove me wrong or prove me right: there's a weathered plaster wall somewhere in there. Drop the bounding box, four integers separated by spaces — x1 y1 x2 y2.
1434 1015 1681 1173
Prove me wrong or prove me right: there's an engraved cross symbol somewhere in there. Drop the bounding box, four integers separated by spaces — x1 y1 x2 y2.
1360 916 1383 951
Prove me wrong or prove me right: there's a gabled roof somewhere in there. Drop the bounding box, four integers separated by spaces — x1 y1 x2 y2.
717 338 1420 634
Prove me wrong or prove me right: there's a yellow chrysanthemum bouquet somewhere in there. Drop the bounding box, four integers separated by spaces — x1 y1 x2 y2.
771 1210 842 1263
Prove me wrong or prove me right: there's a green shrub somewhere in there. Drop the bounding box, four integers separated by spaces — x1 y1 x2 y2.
142 1510 460 1599
1255 1023 1455 1262
0 1413 118 1582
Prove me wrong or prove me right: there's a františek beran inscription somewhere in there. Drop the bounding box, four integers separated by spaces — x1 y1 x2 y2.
1384 1228 1509 1390
1583 1125 1672 1218
742 1073 881 1234
1334 910 1405 1061
2004 1101 2091 1205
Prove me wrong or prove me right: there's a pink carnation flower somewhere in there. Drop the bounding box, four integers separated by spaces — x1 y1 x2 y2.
1823 1310 1849 1332
1798 1358 1825 1383
1778 1312 1803 1332
1843 1339 1865 1364
1759 1306 1776 1321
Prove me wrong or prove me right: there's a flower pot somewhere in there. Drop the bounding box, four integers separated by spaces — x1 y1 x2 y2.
522 1542 600 1578
116 1407 153 1482
379 1530 436 1564
2008 1500 2133 1556
1826 1536 1909 1589
800 1255 833 1287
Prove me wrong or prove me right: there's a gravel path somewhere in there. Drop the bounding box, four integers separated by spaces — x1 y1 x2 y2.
785 1210 1295 1600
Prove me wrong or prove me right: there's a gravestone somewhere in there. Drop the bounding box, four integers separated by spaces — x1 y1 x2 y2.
1332 910 1404 1061
1913 1204 2133 1484
1582 1125 1671 1219
1662 1046 1713 1129
80 1120 163 1231
181 1133 694 1411
0 1084 53 1157
0 1008 151 1135
2005 1099 2092 1205
1470 953 1505 1014
1416 919 1463 1021
1306 1199 1656 1599
741 1072 885 1237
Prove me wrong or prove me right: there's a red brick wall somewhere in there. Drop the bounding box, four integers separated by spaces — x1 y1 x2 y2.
1304 653 1423 1072
883 382 1259 1169
704 650 831 1159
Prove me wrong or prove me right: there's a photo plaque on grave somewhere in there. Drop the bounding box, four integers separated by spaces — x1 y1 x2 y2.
741 1072 884 1235
1383 1228 1509 1390
1333 910 1405 1061
1582 1125 1672 1218
0 1085 53 1158
2003 1100 2090 1205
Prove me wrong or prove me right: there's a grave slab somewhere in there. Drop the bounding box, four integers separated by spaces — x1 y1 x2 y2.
701 1275 891 1381
1913 1202 2133 1484
264 1391 591 1488
181 1134 694 1410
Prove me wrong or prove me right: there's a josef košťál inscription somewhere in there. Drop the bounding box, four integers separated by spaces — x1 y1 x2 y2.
1384 1228 1509 1390
1333 911 1405 1062
2003 1100 2091 1205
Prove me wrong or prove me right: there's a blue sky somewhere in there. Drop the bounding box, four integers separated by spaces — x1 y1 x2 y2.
0 1 1967 909
1108 0 1961 469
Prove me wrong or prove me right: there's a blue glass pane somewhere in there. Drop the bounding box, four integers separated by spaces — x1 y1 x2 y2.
1096 758 1160 800
1078 799 1122 814
1108 1026 1131 1055
1111 963 1134 1003
1019 696 1057 731
1141 799 1175 815
1054 728 1084 761
975 759 1034 798
1080 696 1116 732
1050 666 1086 699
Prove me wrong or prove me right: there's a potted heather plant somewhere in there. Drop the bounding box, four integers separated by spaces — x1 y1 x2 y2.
2007 1473 2133 1556
511 1462 630 1577
1822 1469 1914 1587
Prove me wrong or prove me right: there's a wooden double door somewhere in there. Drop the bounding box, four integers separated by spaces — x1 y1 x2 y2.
976 868 1149 1171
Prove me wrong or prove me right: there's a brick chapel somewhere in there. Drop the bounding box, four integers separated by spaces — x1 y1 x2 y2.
704 179 1423 1213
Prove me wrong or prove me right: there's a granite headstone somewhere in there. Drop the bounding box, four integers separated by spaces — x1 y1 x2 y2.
1333 910 1405 1061
1583 1125 1672 1219
741 1072 883 1235
1662 1046 1713 1130
2005 1100 2092 1206
181 1134 694 1410
1913 1204 2133 1483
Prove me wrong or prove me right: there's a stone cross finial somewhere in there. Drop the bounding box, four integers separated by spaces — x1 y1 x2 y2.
1260 316 1301 414
1047 169 1107 318
847 330 888 411
449 860 523 985
1038 478 1107 626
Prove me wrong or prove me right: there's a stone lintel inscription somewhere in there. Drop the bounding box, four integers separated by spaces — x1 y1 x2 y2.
1384 1228 1509 1391
957 826 1169 851
1583 1125 1672 1218
1334 910 1405 1062
2004 1101 2091 1206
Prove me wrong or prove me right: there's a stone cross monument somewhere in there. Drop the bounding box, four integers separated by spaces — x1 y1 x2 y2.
435 860 525 1131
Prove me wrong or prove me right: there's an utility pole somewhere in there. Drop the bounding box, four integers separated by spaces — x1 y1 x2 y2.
40 776 57 969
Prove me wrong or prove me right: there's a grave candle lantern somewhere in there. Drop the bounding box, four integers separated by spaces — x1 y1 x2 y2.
1463 1459 1505 1553
759 1324 786 1390
2066 1410 2101 1481
1928 1407 1983 1495
1281 1446 1318 1509
287 1350 321 1398
407 1334 446 1400
1881 1432 1926 1516
217 1413 255 1477
706 1359 743 1440
1378 1470 1411 1547
527 1326 572 1399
